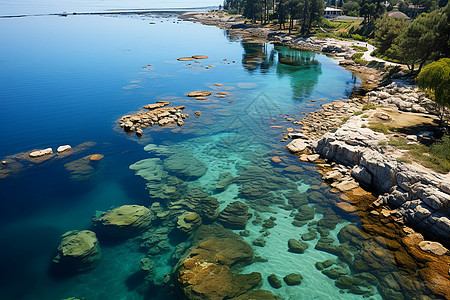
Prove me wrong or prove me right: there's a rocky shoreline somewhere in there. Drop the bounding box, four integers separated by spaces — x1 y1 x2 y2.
181 10 450 298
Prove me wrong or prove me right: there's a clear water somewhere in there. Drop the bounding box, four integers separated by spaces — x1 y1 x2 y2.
1 10 412 300
0 0 223 16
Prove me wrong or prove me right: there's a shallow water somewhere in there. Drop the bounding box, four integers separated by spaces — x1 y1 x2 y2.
0 11 432 300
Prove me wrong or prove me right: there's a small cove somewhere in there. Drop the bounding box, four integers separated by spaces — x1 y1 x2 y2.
1 10 438 300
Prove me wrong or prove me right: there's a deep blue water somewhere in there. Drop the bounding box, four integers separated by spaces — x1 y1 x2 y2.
0 12 389 300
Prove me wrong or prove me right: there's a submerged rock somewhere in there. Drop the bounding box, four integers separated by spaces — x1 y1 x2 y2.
268 274 282 289
177 212 202 234
93 205 154 237
283 273 303 286
288 239 309 253
53 230 101 272
176 224 261 299
163 152 207 180
183 188 220 221
218 201 250 229
215 172 235 191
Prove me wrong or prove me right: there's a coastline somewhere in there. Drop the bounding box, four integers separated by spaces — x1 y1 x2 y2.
182 10 450 298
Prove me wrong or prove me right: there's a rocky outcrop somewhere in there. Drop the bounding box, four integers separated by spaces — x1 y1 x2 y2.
218 201 250 229
29 148 53 157
367 82 436 115
306 114 450 243
53 230 101 272
93 205 154 237
118 102 188 136
176 224 269 299
177 212 202 234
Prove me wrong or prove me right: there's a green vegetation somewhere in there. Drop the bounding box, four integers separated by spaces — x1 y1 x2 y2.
342 116 350 122
417 58 450 126
224 0 324 34
352 45 368 52
362 103 376 110
354 111 363 116
389 135 450 173
352 52 364 60
361 114 369 118
368 123 391 134
396 157 412 164
354 58 368 65
374 4 449 73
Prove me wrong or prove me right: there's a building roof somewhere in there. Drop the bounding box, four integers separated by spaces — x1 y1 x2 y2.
324 7 343 12
388 11 410 19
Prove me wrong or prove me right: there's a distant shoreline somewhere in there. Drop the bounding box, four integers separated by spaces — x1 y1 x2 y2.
0 6 217 18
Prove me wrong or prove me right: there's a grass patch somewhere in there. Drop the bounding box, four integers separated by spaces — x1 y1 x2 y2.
354 111 363 116
389 135 450 173
362 104 376 111
368 123 391 134
378 141 387 146
361 114 369 118
354 58 368 66
352 45 368 52
352 52 363 60
397 157 412 164
342 116 349 122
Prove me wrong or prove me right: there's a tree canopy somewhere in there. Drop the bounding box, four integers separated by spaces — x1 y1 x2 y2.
417 58 450 107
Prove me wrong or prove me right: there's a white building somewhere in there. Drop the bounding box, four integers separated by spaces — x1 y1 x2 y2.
324 7 343 18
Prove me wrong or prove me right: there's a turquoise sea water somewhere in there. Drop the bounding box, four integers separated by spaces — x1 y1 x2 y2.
1 11 431 300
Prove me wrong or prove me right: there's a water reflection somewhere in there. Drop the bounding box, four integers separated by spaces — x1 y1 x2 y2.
240 42 322 99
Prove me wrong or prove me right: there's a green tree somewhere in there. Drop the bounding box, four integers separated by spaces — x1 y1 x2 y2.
374 15 408 55
417 58 450 125
391 6 448 72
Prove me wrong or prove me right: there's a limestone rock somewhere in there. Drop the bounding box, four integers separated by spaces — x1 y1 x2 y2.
418 241 448 256
286 139 308 153
57 145 72 153
218 201 250 229
29 148 53 157
93 205 154 237
89 154 104 161
192 55 208 59
187 91 212 97
53 230 101 272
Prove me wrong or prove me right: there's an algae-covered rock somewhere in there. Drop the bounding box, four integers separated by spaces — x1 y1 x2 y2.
252 236 266 247
293 205 315 221
184 188 219 221
177 212 202 234
283 273 303 286
335 276 354 289
53 230 101 272
232 290 279 299
268 274 282 289
163 152 207 180
288 239 309 253
315 259 335 270
176 224 260 299
93 205 154 237
218 201 250 229
215 172 235 191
